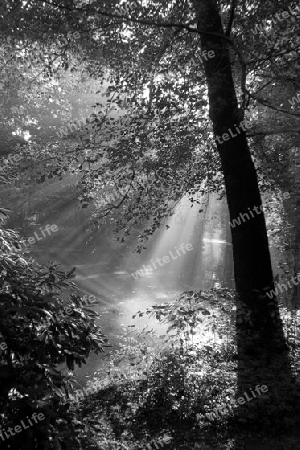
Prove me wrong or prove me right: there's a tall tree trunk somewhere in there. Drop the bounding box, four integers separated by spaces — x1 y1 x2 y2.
192 0 293 416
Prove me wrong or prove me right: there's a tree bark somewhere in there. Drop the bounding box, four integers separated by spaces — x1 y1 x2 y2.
191 0 293 417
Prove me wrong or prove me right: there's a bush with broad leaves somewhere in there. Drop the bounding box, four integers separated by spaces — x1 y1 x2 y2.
0 218 108 449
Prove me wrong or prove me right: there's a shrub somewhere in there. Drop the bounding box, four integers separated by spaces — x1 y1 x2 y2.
0 221 108 449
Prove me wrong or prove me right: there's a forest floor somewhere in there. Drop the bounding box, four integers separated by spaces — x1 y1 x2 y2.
73 381 300 450
71 301 300 450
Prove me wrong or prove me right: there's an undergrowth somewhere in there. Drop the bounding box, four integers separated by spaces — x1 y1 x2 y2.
72 289 300 449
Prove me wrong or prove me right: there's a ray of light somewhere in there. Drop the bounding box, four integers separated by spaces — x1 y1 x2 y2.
131 193 208 294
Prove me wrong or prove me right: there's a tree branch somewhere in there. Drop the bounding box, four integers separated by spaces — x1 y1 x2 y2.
95 169 136 220
43 0 233 42
225 0 237 37
246 90 300 118
249 129 300 137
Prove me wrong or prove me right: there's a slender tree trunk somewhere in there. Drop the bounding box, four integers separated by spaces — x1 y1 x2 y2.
291 209 300 309
192 0 293 416
287 144 300 309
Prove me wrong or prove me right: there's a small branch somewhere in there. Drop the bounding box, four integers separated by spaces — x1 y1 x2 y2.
254 79 275 95
96 170 136 219
246 90 300 118
248 47 300 66
225 0 237 37
248 129 300 137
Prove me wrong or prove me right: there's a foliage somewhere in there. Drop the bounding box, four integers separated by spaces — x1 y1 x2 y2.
69 287 300 448
1 0 299 248
0 217 108 449
130 289 236 424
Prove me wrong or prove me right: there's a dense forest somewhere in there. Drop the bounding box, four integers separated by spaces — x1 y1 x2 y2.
0 0 300 449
